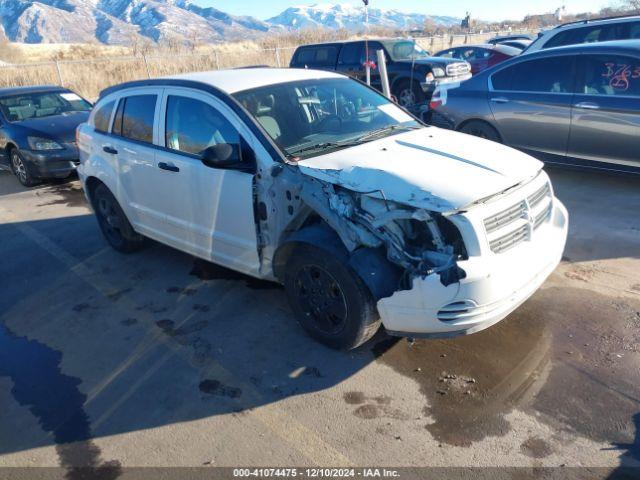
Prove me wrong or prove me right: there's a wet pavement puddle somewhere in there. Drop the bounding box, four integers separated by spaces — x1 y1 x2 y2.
373 286 640 456
0 323 121 479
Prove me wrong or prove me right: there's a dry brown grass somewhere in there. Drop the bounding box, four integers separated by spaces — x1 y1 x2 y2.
0 29 529 100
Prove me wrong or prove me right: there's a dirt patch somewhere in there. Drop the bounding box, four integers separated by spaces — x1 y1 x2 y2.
520 436 553 458
199 379 242 398
374 287 640 448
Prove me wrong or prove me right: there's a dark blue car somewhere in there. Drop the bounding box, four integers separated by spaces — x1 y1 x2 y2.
0 86 92 186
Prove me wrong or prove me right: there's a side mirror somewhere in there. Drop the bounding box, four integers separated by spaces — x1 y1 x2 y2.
201 143 242 168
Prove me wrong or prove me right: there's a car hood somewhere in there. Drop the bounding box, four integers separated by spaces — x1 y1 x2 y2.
397 57 465 68
14 111 90 143
297 127 543 213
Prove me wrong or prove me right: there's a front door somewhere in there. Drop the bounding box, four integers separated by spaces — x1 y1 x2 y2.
567 53 640 171
488 55 576 161
151 88 260 275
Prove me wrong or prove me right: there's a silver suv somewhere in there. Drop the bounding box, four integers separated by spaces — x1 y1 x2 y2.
525 15 640 53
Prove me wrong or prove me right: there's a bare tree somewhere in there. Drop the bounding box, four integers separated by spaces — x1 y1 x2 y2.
620 0 640 13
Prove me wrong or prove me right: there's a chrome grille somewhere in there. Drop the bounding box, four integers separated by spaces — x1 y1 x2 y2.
484 181 553 254
534 202 553 230
489 224 529 254
528 183 550 209
484 201 526 234
446 62 471 77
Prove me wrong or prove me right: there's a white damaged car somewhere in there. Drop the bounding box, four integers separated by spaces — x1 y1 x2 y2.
77 68 568 349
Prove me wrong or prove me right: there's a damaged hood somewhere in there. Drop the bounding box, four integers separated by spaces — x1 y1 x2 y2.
297 127 543 212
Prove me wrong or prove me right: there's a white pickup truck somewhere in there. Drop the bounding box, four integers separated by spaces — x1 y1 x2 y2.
77 68 568 350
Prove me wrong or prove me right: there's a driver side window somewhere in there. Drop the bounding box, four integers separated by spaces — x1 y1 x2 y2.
164 96 239 156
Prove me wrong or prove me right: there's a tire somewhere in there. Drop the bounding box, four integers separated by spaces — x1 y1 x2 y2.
10 148 38 187
459 121 502 143
393 79 425 108
283 244 381 350
92 184 145 253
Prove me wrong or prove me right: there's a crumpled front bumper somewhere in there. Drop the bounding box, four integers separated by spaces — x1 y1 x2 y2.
378 199 569 338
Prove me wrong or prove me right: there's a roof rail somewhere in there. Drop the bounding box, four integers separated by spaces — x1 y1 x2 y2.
554 13 640 29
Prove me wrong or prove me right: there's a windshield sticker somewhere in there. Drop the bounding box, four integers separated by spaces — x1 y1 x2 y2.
601 63 640 91
378 104 413 123
60 92 82 101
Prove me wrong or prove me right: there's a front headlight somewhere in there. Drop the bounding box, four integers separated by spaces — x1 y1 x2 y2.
28 136 64 151
432 67 446 77
425 72 436 83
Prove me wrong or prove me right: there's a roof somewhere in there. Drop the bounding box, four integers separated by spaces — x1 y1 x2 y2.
541 38 640 53
554 14 640 29
0 85 66 97
166 68 344 94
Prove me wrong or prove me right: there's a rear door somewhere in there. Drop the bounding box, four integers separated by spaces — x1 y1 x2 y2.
488 55 575 161
151 87 260 274
109 89 164 234
567 53 640 171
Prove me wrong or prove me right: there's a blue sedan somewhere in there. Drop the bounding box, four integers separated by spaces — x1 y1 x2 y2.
0 86 92 186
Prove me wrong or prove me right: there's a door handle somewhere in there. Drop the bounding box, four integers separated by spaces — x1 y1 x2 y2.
575 102 600 110
158 162 179 173
102 146 118 154
490 97 509 104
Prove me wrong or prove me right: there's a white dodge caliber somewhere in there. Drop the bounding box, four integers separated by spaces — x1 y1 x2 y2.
77 68 568 350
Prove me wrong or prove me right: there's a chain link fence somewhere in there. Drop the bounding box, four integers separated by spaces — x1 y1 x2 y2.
0 31 529 100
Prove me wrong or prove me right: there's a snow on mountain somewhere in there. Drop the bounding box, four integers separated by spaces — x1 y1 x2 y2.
0 1 460 45
267 3 460 30
0 0 274 44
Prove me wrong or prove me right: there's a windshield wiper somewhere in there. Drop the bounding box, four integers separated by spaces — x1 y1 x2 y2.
352 124 421 143
287 142 348 157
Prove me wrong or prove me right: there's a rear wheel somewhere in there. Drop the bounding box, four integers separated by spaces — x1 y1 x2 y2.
460 120 502 142
93 184 145 253
10 148 37 187
284 244 381 350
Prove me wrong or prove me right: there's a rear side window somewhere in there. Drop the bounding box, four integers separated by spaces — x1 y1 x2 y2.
114 95 157 144
544 23 626 49
165 96 239 155
491 56 574 93
578 55 640 97
339 43 362 64
93 101 114 133
294 46 338 67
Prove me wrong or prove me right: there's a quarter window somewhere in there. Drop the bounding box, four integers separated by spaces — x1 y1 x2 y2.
165 96 239 155
491 57 574 93
578 55 640 97
114 95 157 144
93 101 114 133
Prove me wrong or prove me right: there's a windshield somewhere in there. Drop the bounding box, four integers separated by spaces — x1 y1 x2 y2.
233 78 421 160
382 40 431 61
0 91 91 122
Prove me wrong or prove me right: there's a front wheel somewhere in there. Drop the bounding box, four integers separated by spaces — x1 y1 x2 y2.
459 121 502 143
93 184 145 253
393 80 425 108
10 148 37 187
284 244 381 350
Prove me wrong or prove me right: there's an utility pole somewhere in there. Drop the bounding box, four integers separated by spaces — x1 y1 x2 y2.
363 0 371 85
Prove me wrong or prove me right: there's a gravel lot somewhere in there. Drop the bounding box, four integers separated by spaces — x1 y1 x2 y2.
0 167 638 477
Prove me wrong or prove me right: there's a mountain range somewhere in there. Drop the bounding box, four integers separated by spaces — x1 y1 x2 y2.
0 1 460 44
